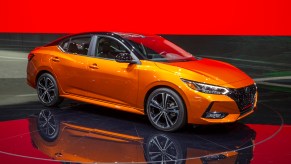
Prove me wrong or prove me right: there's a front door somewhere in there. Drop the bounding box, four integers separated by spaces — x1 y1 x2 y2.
86 36 139 107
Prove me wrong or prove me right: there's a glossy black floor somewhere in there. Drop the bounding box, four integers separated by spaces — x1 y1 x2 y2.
0 78 288 163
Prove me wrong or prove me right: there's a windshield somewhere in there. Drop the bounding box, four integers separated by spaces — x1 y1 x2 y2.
121 35 196 62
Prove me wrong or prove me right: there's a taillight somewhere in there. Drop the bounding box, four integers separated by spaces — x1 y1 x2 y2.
28 53 35 61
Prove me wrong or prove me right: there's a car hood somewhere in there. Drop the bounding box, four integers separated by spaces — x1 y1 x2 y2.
155 58 253 87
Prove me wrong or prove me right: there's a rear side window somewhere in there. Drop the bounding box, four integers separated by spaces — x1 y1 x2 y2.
60 36 91 55
60 40 70 51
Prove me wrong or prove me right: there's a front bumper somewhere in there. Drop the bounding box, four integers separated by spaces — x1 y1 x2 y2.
186 84 257 124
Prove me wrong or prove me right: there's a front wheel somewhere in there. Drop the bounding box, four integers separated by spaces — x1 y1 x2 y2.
146 88 187 132
37 73 63 107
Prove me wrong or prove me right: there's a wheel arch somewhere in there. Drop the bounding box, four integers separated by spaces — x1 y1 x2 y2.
35 68 64 95
36 70 52 84
143 84 189 124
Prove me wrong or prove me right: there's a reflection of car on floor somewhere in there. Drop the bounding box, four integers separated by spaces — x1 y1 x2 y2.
27 32 258 131
29 108 256 163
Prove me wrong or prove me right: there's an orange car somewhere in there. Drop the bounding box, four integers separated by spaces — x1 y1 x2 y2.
26 32 258 131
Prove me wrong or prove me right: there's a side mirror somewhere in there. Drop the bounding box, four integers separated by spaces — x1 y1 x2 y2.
115 52 137 64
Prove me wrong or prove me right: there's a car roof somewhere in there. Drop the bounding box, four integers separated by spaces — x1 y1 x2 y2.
45 32 155 47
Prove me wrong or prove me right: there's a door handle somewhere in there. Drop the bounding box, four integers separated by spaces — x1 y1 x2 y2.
89 63 99 69
52 57 60 62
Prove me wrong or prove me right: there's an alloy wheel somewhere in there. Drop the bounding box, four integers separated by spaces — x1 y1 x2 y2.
38 109 57 137
37 75 56 104
146 134 181 163
148 92 180 129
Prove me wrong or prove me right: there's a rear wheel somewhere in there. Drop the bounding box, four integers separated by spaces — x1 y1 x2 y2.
146 88 186 132
37 109 60 142
37 73 63 107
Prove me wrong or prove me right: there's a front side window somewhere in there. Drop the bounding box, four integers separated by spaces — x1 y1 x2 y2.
96 37 129 59
60 36 91 55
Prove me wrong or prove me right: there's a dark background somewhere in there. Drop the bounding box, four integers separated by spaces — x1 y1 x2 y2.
1 33 291 79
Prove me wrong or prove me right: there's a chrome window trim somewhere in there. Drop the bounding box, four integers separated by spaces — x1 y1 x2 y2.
57 34 93 56
56 33 141 64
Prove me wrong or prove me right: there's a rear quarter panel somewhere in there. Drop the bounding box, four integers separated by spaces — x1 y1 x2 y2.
28 46 65 94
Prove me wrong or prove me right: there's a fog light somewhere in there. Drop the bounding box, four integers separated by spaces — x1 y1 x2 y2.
203 112 228 119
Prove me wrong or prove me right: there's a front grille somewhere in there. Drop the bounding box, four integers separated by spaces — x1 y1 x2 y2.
227 84 257 113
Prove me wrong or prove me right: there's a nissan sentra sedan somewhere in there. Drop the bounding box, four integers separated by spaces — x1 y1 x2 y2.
27 32 257 131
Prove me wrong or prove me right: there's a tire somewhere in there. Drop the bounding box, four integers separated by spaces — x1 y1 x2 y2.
144 133 184 164
36 73 63 107
146 88 187 132
37 109 60 142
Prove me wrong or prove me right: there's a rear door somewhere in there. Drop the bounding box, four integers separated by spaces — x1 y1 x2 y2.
50 35 93 96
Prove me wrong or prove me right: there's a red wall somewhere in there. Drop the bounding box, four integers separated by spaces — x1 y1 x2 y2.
0 0 290 35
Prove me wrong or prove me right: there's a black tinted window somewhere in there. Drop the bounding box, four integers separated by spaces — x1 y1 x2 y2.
60 39 70 51
61 37 91 55
96 37 129 59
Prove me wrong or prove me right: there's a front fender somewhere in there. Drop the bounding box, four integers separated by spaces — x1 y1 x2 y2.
136 70 191 120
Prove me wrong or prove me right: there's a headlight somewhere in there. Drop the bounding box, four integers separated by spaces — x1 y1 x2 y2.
181 79 229 95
